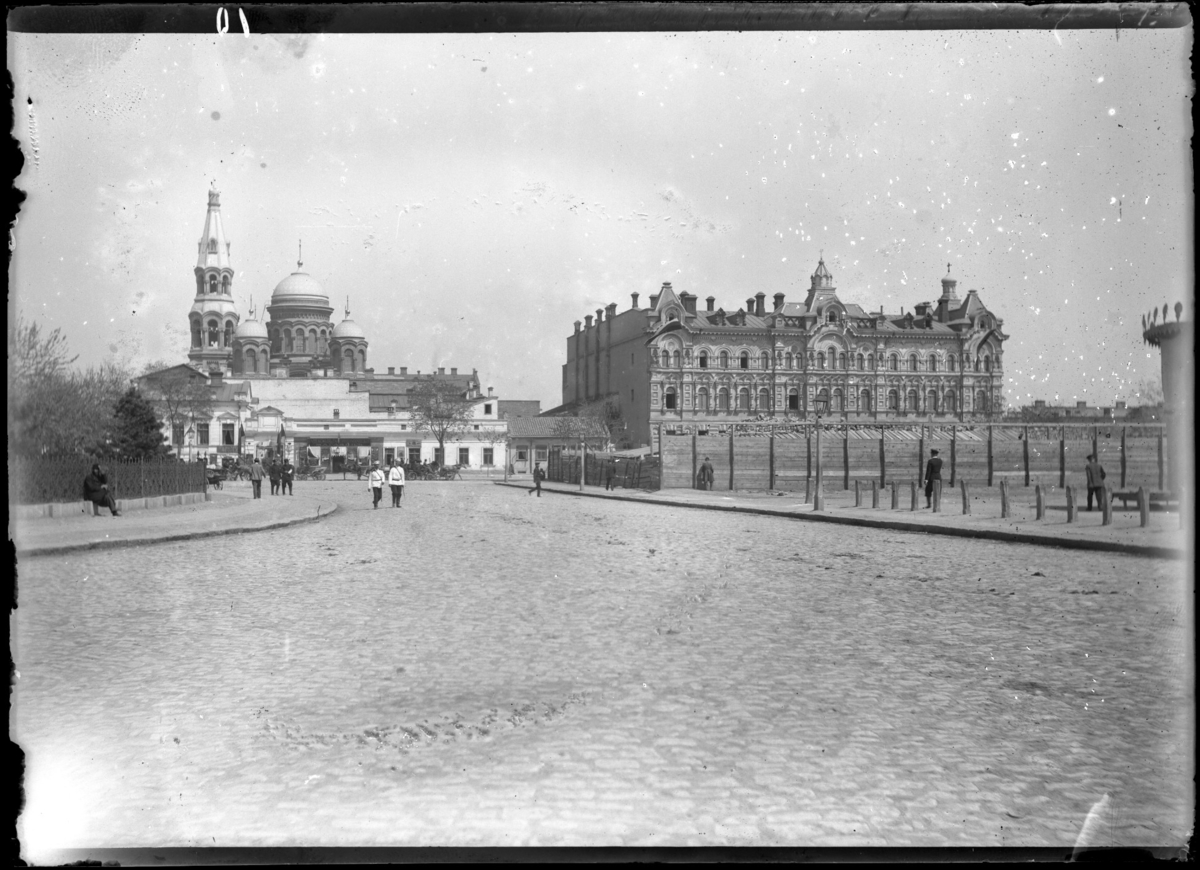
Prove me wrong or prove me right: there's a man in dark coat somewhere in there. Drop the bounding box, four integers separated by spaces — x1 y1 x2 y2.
82 464 120 516
528 463 546 497
281 459 295 495
249 458 264 499
924 448 943 509
699 457 715 490
268 460 282 496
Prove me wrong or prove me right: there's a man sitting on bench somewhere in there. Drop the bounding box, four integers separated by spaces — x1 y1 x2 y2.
83 464 120 517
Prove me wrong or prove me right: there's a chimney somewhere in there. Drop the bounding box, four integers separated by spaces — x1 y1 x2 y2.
438 367 445 375
596 308 604 323
680 293 697 315
605 302 617 318
754 292 766 317
574 320 582 334
488 386 493 396
451 367 457 376
631 292 639 309
706 296 715 312
746 297 755 313
648 296 659 309
400 367 407 375
387 367 395 375
773 292 785 311
585 314 594 328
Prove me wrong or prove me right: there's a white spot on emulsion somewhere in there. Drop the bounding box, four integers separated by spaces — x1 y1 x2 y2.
1107 108 1116 116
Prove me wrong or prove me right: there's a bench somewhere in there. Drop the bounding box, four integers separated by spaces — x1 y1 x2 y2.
1110 490 1179 512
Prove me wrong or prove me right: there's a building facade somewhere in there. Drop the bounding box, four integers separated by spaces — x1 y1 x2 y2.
562 258 1008 447
145 187 510 470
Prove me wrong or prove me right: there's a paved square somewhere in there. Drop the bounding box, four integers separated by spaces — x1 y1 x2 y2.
13 481 1193 856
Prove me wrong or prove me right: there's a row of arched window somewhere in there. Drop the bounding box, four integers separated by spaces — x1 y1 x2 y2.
192 318 235 349
658 347 996 373
661 385 993 414
270 327 331 356
239 347 367 373
196 273 231 296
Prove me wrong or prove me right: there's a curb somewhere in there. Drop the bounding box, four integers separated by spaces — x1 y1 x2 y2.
14 502 340 559
494 482 1185 560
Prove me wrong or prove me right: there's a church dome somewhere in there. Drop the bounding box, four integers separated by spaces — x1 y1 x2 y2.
235 318 269 340
271 270 327 301
332 317 366 340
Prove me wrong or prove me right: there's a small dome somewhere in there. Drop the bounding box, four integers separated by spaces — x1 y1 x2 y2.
235 318 269 340
271 270 327 300
332 317 366 340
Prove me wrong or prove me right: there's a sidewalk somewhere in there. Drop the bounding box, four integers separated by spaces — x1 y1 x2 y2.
497 480 1190 559
11 486 339 558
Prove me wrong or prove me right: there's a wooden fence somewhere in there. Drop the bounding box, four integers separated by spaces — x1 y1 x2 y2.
658 422 1171 493
10 456 208 505
547 448 660 490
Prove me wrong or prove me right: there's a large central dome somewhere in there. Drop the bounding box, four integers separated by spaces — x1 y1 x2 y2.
271 269 328 302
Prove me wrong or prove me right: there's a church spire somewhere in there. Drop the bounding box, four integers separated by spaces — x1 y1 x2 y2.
298 239 303 270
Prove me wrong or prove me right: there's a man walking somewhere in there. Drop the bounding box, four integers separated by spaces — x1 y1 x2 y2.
368 462 385 509
699 456 714 491
249 457 264 499
924 448 943 509
281 458 294 495
528 462 545 497
1085 453 1107 511
268 459 281 496
82 463 120 517
387 460 405 507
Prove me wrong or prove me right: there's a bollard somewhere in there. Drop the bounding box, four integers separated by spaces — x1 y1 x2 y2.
804 476 811 504
1065 485 1076 523
872 479 880 509
1000 479 1010 519
932 479 942 513
814 478 825 512
961 478 971 515
910 480 918 511
891 481 899 510
1101 483 1112 526
1138 486 1149 528
855 479 862 507
1035 484 1044 520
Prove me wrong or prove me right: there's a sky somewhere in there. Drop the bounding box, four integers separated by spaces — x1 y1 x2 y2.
9 22 1193 410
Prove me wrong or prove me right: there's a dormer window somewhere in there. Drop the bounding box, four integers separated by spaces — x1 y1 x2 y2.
828 311 837 323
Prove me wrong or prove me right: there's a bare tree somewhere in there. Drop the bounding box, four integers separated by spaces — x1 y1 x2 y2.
408 379 476 465
137 363 214 452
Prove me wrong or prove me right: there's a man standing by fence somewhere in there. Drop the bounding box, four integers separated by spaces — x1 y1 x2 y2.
82 464 120 517
1085 453 1107 511
924 448 943 509
699 456 714 491
249 457 264 499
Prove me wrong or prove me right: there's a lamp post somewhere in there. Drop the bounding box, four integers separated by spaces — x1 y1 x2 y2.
813 394 830 511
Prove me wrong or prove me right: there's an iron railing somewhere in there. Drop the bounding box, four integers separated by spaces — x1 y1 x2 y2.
10 456 208 505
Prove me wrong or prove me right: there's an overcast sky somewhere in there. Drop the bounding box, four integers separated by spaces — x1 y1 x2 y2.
9 24 1192 409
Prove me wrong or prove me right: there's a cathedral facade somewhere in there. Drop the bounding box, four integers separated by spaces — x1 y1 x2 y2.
562 258 1008 447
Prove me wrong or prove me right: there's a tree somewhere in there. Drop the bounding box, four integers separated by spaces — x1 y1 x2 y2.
138 363 214 453
407 379 476 465
111 387 169 459
1135 377 1164 406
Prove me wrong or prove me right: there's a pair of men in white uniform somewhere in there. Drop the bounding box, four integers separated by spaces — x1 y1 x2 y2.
368 462 405 509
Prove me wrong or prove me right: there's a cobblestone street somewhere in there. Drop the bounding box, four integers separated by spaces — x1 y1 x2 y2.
14 481 1192 857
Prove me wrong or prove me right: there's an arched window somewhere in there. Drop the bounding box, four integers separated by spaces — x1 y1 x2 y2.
318 331 328 355
208 238 217 253
190 320 201 349
976 390 989 412
358 349 366 371
698 351 708 369
207 319 220 347
817 352 826 370
984 355 992 373
838 353 847 371
948 355 956 372
284 330 293 353
739 352 749 370
737 387 750 410
817 387 830 411
907 389 918 412
888 390 899 411
867 353 875 370
785 352 794 369
224 321 234 347
221 275 230 294
944 390 956 413
927 390 938 413
720 351 729 369
909 354 919 372
760 352 770 370
788 388 800 411
294 329 305 354
196 274 204 295
659 349 668 367
208 275 217 294
974 356 981 372
717 387 730 411
928 355 938 372
672 350 681 368
828 311 837 323
309 328 318 354
889 354 898 371
757 387 770 411
857 353 864 371
696 387 709 411
664 386 677 410
343 349 354 372
832 388 843 412
245 349 257 372
860 389 872 412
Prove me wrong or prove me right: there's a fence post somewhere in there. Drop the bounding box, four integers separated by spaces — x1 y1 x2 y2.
1120 427 1127 489
872 479 879 508
1101 483 1112 526
1058 426 1066 490
1065 485 1075 523
879 431 886 488
890 481 899 510
843 422 850 491
728 426 735 491
580 441 585 490
1000 478 1010 518
855 479 861 507
910 480 918 511
1138 486 1149 527
1035 484 1044 520
987 425 994 487
932 479 942 513
804 475 811 504
1023 426 1030 487
692 432 698 489
961 478 971 515
950 425 957 487
1157 428 1164 491
917 427 925 485
1092 426 1098 467
769 432 775 491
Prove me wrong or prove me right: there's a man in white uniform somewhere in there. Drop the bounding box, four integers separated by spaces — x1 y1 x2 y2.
387 461 406 507
368 463 385 509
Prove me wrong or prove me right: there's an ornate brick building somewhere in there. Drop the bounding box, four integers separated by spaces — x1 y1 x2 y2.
562 258 1008 447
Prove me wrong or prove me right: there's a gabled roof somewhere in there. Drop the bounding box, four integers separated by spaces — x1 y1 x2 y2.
508 417 609 439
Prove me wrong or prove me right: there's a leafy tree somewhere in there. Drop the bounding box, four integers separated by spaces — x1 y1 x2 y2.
111 387 169 459
408 379 476 465
137 362 214 451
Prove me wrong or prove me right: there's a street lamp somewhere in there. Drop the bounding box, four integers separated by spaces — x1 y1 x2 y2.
813 394 830 511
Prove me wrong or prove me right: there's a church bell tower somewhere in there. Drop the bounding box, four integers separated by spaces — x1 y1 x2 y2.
187 184 240 373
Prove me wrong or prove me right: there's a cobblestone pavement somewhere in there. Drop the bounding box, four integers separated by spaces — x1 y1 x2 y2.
14 481 1193 858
